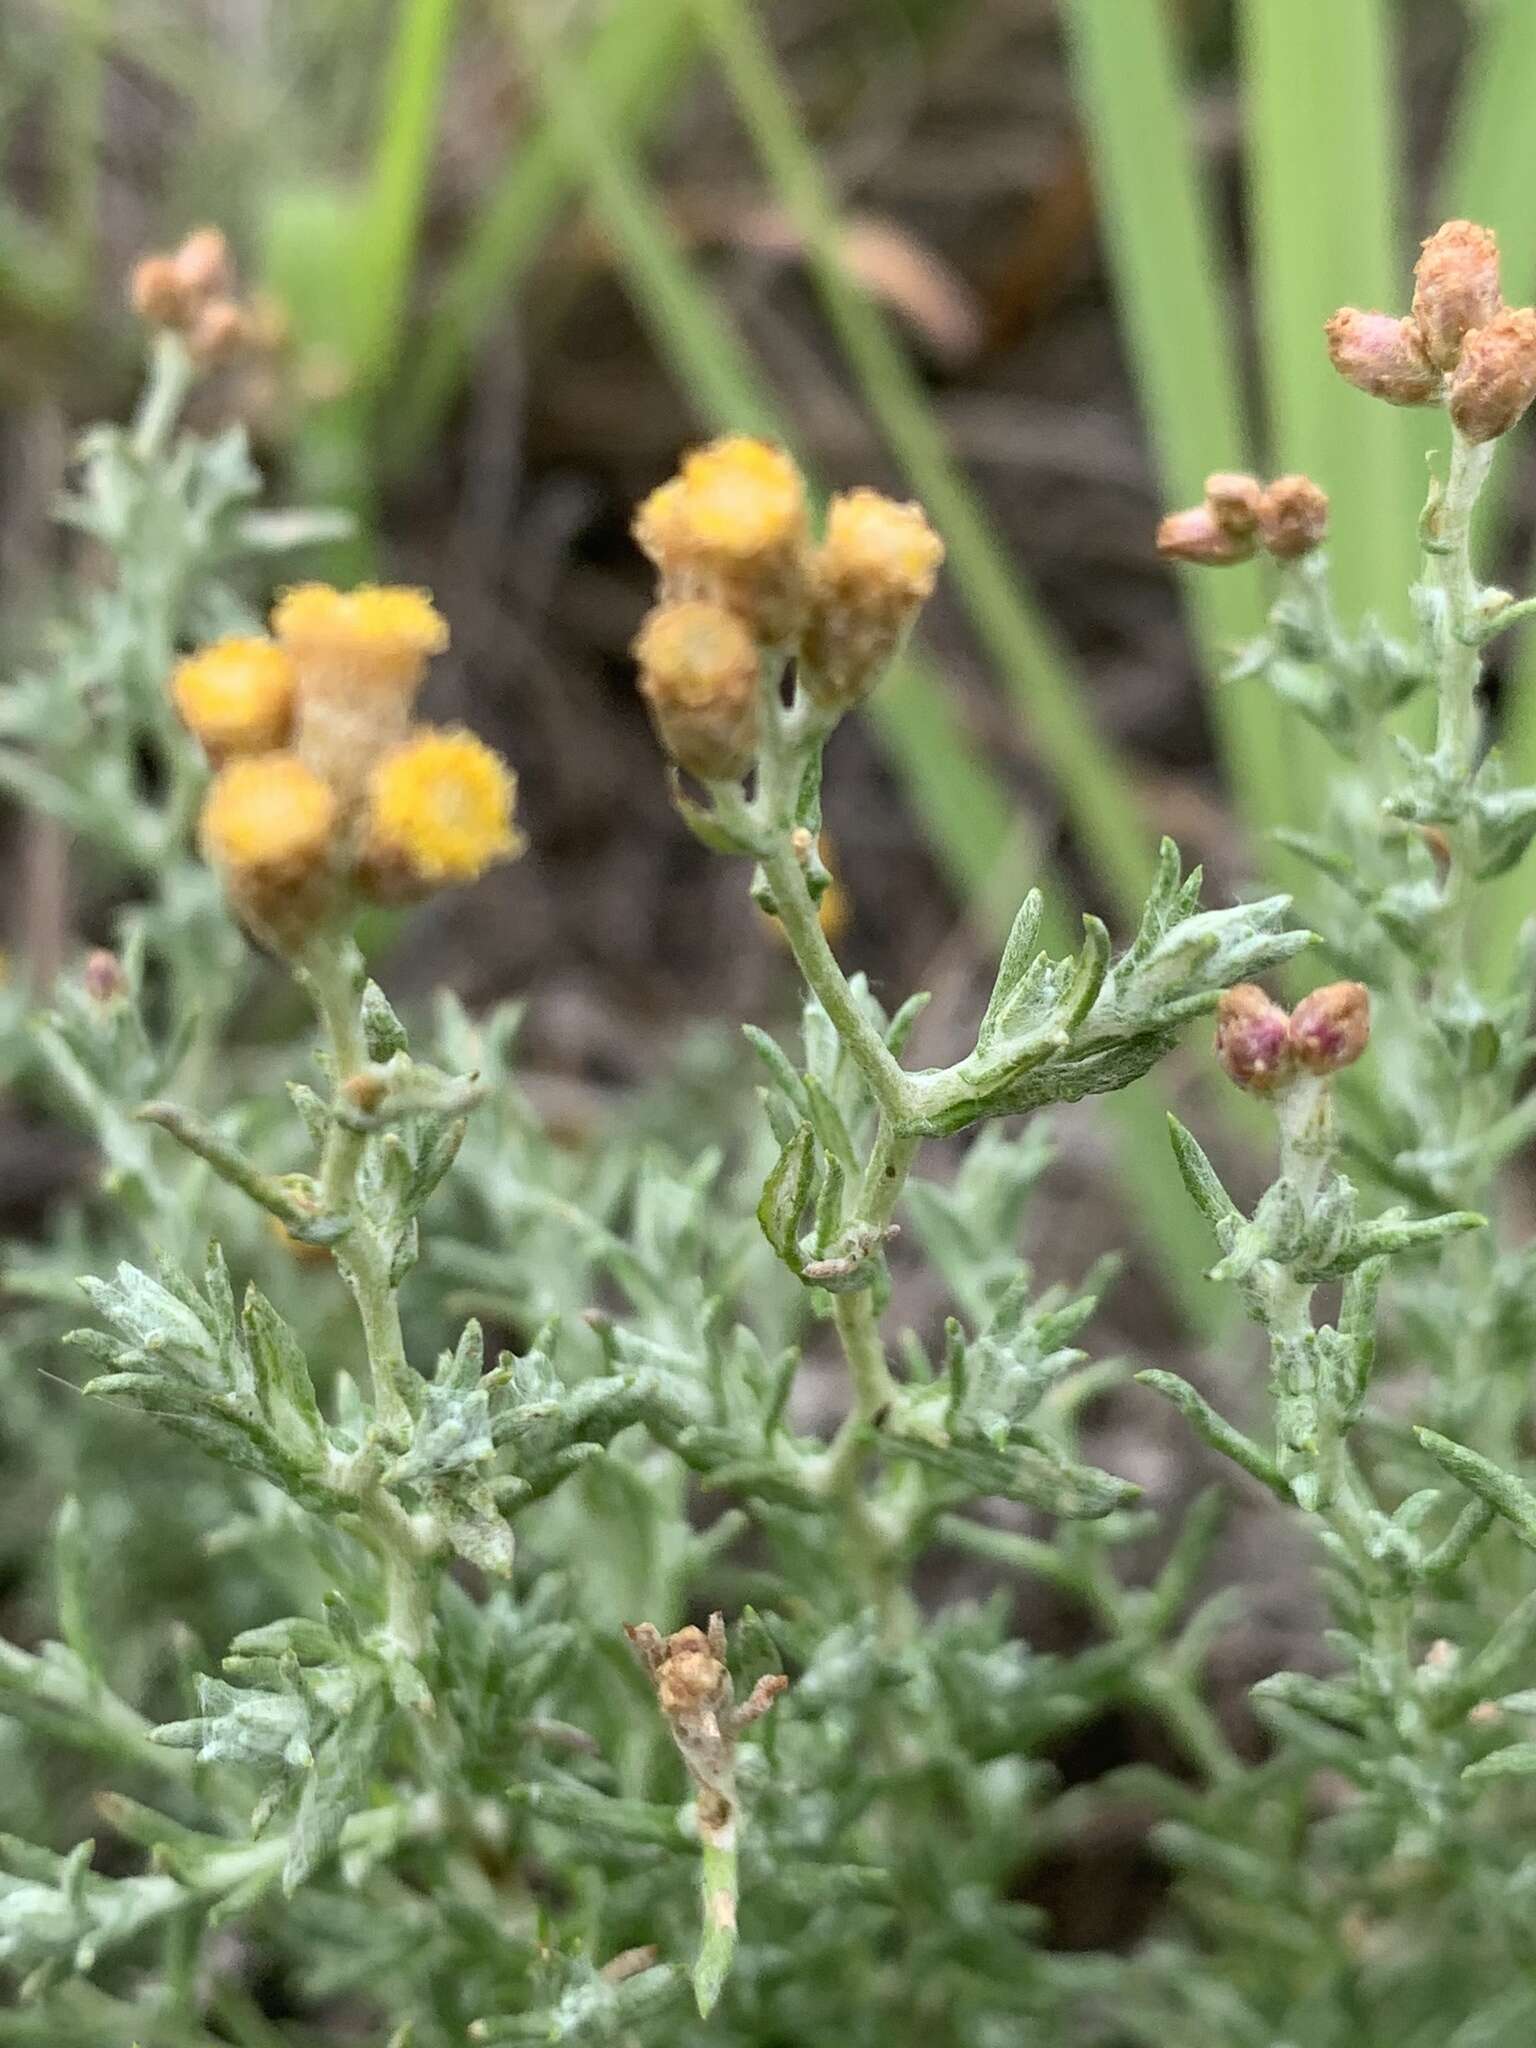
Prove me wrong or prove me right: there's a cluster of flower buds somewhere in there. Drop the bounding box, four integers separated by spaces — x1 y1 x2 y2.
1327 219 1536 443
1156 471 1329 569
177 586 521 947
631 436 944 781
1214 980 1371 1095
130 227 253 367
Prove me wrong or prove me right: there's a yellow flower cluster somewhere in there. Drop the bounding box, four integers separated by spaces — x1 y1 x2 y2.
174 584 520 946
631 437 943 780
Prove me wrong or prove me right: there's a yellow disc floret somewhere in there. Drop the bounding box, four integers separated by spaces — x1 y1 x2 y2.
670 437 805 559
801 488 944 706
200 753 338 876
172 637 297 759
271 584 449 677
200 753 340 945
632 437 809 643
275 584 451 808
365 729 521 886
632 599 760 782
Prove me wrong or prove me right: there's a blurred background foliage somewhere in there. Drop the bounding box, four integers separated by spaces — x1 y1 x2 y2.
4 0 1536 1405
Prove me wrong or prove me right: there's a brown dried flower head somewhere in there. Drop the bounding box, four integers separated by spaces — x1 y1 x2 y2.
1155 505 1255 569
1412 220 1503 372
633 598 761 783
1257 475 1330 561
1288 981 1371 1077
1203 472 1264 539
1214 984 1295 1094
1325 309 1441 406
1448 306 1536 443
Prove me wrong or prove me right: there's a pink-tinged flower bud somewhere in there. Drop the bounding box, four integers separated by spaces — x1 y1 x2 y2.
83 950 127 1005
1448 306 1536 443
1289 981 1370 1076
1257 475 1330 561
1155 506 1255 568
130 255 192 331
1214 984 1294 1093
1412 220 1503 372
172 226 234 302
1325 309 1441 406
1203 472 1264 538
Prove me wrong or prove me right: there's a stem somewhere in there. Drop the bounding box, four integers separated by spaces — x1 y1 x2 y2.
130 331 194 465
694 1833 738 2016
1424 429 1496 792
758 835 911 1119
302 941 417 1447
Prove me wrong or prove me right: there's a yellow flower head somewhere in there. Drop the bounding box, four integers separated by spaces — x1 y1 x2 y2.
271 584 449 686
801 488 944 708
364 728 521 886
633 438 809 644
200 753 338 878
200 753 340 947
817 489 945 607
632 599 760 782
172 637 297 759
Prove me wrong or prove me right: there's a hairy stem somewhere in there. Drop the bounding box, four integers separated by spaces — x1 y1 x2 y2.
303 940 417 1447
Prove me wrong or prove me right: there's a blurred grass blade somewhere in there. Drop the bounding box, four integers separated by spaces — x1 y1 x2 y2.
689 0 1157 926
1060 0 1290 844
1239 0 1425 639
1443 1 1536 979
392 0 697 469
509 3 1226 1333
1440 0 1536 312
353 0 462 389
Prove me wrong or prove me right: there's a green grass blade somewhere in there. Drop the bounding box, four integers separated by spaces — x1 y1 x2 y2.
353 0 462 388
1060 0 1288 844
688 0 1157 926
1441 0 1536 310
391 0 697 469
1443 1 1536 980
1239 0 1427 637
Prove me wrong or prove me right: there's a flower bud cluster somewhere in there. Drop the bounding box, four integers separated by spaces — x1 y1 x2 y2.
1157 472 1328 569
1214 981 1371 1095
130 227 252 367
179 585 521 945
631 437 943 780
1327 220 1536 443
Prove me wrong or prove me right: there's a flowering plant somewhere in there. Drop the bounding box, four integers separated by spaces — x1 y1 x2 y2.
5 217 1536 2047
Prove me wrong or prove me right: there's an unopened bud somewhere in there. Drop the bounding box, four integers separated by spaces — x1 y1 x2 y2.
1288 981 1370 1076
83 950 127 1005
1412 220 1502 372
187 299 247 366
800 488 944 707
1155 506 1254 568
172 226 233 301
1214 984 1294 1093
1203 473 1263 538
633 599 761 782
1257 475 1330 561
1448 306 1536 443
633 437 810 645
130 256 191 331
1325 309 1441 406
